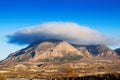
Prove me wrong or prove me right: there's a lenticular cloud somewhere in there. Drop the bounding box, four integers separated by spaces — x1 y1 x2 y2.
7 22 118 45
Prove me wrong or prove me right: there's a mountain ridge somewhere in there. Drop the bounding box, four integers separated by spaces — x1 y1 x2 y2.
1 40 119 65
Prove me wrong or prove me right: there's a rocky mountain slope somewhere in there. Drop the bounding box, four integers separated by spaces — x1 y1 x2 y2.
73 45 119 59
1 40 119 65
1 40 85 64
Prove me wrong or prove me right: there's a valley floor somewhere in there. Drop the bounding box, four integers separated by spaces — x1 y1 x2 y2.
5 73 120 80
0 60 120 80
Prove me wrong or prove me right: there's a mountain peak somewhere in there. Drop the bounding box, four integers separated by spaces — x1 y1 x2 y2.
33 40 84 61
1 40 119 65
27 39 64 48
1 40 84 64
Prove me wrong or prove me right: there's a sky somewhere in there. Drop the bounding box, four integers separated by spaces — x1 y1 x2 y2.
0 0 120 60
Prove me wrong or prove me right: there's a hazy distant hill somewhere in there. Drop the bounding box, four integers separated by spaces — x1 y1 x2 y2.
115 48 120 55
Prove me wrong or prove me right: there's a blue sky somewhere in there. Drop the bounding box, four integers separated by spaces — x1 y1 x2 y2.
0 0 120 60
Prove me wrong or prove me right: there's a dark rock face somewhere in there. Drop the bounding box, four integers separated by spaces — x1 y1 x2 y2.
114 48 120 55
73 45 101 55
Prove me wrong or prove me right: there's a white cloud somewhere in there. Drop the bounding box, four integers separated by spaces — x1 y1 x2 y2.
7 22 119 45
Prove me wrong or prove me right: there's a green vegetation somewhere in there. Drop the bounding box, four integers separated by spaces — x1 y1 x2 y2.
54 55 83 61
37 55 83 62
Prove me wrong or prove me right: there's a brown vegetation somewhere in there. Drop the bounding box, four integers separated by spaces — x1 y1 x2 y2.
0 73 6 80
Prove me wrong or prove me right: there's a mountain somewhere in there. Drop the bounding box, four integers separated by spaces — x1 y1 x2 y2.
114 48 120 55
96 45 119 59
1 40 86 65
1 40 119 65
73 45 119 59
73 45 95 59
